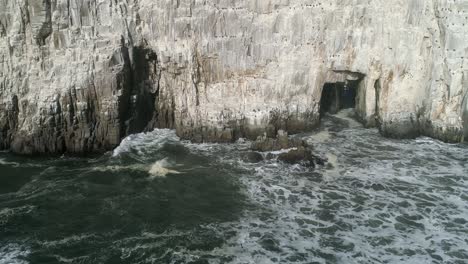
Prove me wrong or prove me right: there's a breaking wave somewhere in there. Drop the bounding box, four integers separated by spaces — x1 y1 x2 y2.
0 244 30 264
1 111 467 263
112 129 179 157
148 158 182 178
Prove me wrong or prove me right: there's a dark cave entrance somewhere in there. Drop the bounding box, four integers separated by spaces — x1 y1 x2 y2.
319 80 359 117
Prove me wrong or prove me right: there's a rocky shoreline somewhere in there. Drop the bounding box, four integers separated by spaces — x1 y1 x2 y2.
1 1 467 155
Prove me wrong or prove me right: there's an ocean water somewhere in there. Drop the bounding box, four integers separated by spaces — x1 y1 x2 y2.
1 110 467 264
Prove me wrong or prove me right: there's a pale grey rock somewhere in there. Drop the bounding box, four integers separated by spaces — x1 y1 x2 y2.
1 0 467 154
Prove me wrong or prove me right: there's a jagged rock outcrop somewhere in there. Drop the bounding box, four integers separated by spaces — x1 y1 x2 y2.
251 130 325 167
1 0 467 154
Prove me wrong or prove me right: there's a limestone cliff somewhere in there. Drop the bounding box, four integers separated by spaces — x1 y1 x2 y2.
1 0 467 154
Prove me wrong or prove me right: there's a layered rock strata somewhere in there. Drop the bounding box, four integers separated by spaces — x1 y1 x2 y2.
1 0 467 154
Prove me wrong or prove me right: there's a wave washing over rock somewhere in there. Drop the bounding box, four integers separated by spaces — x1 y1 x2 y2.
1 1 468 263
1 0 468 154
0 112 467 263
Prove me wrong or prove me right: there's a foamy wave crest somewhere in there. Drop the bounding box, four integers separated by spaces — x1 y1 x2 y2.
0 244 30 264
203 110 468 263
112 129 179 157
92 164 146 172
41 234 98 248
92 158 181 178
0 206 35 226
0 158 20 167
0 158 47 168
334 108 362 128
149 158 182 178
308 130 333 143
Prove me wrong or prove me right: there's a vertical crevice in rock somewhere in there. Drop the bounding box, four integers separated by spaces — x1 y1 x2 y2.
115 44 133 143
157 93 176 130
29 43 163 155
0 22 5 37
191 50 202 106
67 89 75 125
374 79 382 128
145 63 163 131
125 46 159 134
85 85 98 152
462 91 468 142
0 95 19 149
53 96 65 153
33 0 53 45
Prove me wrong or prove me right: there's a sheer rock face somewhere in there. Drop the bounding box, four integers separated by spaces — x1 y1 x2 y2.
1 0 467 154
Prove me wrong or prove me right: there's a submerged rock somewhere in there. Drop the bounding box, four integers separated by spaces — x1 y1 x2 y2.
251 130 324 167
278 147 314 165
241 152 264 164
259 234 282 253
252 130 309 152
277 147 327 167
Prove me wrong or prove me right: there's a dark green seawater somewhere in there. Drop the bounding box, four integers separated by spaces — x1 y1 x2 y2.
1 110 467 264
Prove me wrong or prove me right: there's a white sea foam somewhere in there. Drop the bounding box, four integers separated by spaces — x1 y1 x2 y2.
0 206 35 226
0 158 46 168
92 158 182 178
148 158 181 178
0 158 20 167
41 234 98 248
3 110 467 263
308 130 333 143
112 129 179 157
184 110 468 263
323 152 340 179
268 148 298 155
92 164 146 172
335 108 362 128
71 120 467 263
0 244 30 264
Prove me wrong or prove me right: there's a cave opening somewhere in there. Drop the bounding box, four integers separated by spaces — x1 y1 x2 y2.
319 80 359 117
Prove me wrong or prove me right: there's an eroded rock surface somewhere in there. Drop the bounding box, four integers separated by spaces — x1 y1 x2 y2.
252 130 306 152
241 151 264 164
1 0 467 154
251 130 324 167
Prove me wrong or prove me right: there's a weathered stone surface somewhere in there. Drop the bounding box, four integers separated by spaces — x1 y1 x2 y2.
277 146 314 167
252 130 308 152
251 130 323 167
1 0 467 154
241 151 264 164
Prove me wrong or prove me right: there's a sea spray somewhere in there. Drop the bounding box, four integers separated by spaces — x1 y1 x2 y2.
112 129 179 157
1 110 467 263
92 158 182 178
148 158 182 178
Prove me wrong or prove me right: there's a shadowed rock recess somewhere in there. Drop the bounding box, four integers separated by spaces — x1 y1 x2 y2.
1 0 467 154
